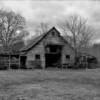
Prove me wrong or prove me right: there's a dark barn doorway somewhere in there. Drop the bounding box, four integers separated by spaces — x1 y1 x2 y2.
45 45 62 68
20 56 27 69
45 53 61 68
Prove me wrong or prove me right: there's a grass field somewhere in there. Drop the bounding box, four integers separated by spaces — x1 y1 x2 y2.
0 69 100 100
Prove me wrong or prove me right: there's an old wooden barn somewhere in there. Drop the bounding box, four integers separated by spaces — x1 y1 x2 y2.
21 27 75 69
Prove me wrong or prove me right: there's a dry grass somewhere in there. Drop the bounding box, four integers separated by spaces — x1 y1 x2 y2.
0 69 100 99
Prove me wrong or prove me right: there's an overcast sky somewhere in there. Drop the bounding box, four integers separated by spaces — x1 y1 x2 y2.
0 0 100 43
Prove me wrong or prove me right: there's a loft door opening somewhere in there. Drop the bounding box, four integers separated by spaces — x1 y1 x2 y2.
45 45 62 68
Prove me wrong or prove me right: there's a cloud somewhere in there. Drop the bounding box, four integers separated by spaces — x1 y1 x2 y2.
1 0 34 20
0 0 100 42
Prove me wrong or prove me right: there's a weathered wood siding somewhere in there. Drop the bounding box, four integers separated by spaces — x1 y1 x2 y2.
43 29 64 45
61 44 75 64
26 42 45 69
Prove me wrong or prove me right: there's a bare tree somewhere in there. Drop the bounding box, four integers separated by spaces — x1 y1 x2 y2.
34 22 50 36
0 10 27 53
59 15 94 57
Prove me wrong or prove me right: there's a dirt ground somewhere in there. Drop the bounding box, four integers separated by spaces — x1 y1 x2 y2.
0 69 100 100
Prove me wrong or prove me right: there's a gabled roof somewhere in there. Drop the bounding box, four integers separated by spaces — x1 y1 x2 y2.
21 27 74 52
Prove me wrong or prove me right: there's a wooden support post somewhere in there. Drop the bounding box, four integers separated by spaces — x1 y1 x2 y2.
85 56 87 70
9 55 10 70
18 55 20 69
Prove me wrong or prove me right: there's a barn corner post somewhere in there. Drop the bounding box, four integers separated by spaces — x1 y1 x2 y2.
42 42 46 70
41 53 45 69
42 60 45 69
